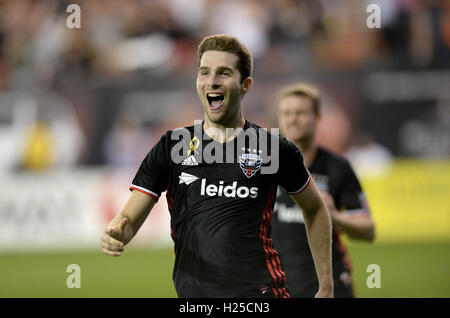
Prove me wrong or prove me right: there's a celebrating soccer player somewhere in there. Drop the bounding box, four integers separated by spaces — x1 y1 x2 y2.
100 35 334 298
271 83 375 297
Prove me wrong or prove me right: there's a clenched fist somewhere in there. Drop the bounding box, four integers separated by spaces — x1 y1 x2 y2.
101 217 128 257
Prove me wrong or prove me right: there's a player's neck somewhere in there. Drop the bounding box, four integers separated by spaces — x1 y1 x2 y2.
295 138 318 168
203 112 246 143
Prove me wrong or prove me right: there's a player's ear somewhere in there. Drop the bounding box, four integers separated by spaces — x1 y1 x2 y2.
241 77 253 95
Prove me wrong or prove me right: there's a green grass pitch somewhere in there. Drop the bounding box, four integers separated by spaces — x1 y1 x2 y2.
0 241 449 298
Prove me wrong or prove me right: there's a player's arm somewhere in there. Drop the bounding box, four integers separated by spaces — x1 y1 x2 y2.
322 191 375 241
290 177 334 298
325 160 375 241
101 190 157 256
101 130 171 256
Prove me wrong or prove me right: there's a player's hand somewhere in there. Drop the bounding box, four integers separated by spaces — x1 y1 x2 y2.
101 217 128 257
314 288 334 298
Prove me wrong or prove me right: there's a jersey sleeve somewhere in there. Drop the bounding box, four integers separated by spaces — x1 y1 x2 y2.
129 131 171 200
277 137 311 195
336 160 370 214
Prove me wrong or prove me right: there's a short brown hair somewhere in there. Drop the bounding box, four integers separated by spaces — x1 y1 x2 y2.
198 34 253 83
278 83 320 115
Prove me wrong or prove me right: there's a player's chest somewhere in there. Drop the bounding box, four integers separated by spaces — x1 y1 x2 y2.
172 148 275 200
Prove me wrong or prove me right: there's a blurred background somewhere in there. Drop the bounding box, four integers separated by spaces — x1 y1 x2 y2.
0 0 449 297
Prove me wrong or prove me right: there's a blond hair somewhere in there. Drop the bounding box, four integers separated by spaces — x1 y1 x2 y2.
278 83 320 115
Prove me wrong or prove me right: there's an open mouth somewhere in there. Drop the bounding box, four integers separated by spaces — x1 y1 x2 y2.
206 93 225 110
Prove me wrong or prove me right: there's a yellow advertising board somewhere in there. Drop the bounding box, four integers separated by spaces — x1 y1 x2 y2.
359 160 450 242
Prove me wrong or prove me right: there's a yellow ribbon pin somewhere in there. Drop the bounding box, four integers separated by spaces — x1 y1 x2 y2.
188 136 200 155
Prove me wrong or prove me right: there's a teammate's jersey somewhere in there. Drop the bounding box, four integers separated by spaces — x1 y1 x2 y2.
130 120 311 298
271 147 370 298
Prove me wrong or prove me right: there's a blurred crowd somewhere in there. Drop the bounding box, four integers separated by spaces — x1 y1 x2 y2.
0 0 449 172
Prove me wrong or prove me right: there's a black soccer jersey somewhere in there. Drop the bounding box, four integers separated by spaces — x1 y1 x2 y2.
130 120 311 298
271 146 370 298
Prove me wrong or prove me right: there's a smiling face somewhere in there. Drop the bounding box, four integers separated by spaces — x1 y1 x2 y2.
196 50 252 126
278 94 319 144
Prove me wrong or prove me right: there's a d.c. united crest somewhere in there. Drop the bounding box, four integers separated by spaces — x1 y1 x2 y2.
239 153 262 178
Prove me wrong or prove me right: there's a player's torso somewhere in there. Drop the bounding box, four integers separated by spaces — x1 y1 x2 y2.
272 148 344 260
164 123 284 296
166 129 277 235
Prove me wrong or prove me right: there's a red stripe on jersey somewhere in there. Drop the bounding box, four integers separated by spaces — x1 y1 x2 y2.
260 205 280 298
334 228 355 296
166 191 174 204
129 186 159 200
287 174 311 195
334 227 352 271
259 186 290 298
267 236 290 298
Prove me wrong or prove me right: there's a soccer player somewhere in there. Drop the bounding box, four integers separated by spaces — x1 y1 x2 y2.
271 83 375 298
100 35 334 298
